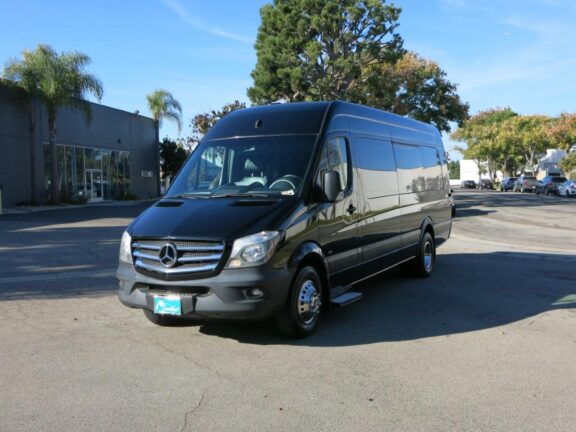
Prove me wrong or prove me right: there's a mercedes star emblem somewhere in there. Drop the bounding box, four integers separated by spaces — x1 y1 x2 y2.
159 243 178 268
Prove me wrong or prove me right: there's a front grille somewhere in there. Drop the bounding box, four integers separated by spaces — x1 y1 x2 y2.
132 239 225 276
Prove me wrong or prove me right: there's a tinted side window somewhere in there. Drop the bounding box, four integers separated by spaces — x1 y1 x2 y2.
420 146 442 190
354 137 396 172
353 137 398 198
317 137 349 191
393 143 423 192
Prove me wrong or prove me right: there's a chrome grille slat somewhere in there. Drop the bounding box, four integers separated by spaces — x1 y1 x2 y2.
135 259 218 274
132 239 225 276
178 254 221 263
132 242 161 251
133 250 161 261
178 245 224 252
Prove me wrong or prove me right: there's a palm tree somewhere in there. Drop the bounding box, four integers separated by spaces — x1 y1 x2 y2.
3 44 103 204
146 89 183 133
146 89 183 194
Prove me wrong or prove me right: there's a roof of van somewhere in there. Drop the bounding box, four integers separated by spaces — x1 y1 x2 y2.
203 100 439 141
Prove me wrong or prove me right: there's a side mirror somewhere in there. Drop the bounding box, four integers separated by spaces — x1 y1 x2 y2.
322 170 340 202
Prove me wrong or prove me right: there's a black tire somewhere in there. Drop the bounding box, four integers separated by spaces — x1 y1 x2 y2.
143 309 184 326
276 266 322 338
399 232 436 278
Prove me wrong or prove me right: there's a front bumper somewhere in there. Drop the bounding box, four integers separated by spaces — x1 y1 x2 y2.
117 261 292 319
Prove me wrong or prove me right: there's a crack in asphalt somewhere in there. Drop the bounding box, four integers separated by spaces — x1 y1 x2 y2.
180 388 208 432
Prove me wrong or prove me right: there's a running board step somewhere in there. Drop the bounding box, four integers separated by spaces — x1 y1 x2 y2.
330 291 363 307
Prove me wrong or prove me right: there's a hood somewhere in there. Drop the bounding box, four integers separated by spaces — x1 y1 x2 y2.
129 197 296 241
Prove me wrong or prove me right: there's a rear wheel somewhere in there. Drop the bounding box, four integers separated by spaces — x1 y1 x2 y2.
400 232 436 278
276 266 322 338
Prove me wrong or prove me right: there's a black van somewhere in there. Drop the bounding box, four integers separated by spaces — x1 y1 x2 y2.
117 101 452 337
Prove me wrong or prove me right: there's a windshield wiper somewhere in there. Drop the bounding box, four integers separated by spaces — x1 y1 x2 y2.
166 193 210 199
213 192 271 198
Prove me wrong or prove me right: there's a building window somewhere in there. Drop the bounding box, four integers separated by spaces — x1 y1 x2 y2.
43 143 131 202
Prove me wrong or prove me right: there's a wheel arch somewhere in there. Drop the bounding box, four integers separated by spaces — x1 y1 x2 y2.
288 241 331 312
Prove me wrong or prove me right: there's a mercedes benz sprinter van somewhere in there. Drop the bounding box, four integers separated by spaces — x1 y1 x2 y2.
117 101 452 338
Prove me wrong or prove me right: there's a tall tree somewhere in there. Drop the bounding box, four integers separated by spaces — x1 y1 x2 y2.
512 115 555 175
159 137 189 180
146 89 183 133
362 52 469 132
146 89 183 195
3 44 103 204
249 0 468 132
559 152 576 177
189 100 246 149
549 113 576 151
451 108 518 178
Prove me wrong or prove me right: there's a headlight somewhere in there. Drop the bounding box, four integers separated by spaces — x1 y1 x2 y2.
119 231 133 264
225 231 282 269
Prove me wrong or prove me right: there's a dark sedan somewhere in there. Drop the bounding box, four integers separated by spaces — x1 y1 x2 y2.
461 180 477 189
477 179 494 190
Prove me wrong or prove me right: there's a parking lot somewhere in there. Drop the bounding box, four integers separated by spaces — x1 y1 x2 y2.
1 191 575 432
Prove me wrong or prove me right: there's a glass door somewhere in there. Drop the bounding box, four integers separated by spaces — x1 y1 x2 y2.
85 169 104 202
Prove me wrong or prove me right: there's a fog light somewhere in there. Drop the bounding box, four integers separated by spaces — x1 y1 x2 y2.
228 259 242 268
247 288 265 299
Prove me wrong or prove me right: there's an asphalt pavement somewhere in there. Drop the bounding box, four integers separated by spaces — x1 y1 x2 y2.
0 192 575 432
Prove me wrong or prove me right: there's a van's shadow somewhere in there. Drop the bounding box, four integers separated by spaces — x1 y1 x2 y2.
197 251 576 346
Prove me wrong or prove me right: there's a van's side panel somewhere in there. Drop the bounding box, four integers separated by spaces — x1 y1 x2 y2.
313 115 363 288
386 120 451 249
346 116 404 280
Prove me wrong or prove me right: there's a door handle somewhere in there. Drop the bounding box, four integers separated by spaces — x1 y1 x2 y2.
347 204 357 215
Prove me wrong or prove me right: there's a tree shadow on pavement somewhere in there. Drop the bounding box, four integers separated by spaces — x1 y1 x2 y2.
198 251 576 346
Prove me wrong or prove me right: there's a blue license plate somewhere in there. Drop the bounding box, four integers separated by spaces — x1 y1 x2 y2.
154 295 182 315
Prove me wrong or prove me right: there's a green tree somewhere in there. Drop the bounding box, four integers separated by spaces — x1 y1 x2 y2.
146 89 183 195
511 115 555 175
451 108 518 178
249 0 403 104
146 89 183 133
559 152 576 177
159 137 189 180
189 100 246 149
3 44 103 204
248 0 468 132
448 160 460 179
549 113 576 151
361 51 469 132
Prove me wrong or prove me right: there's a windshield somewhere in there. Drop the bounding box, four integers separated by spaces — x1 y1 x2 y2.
167 136 316 198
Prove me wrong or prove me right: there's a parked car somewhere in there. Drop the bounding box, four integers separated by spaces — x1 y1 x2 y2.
461 180 477 189
513 175 538 192
535 176 567 195
477 179 494 190
557 179 576 197
500 177 518 191
116 101 452 338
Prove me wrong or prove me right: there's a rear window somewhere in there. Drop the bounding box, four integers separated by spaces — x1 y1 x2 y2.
552 177 567 182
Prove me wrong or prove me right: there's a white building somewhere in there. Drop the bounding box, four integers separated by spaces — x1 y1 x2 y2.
537 149 566 178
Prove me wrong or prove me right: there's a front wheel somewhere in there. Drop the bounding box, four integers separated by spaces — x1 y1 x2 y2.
276 266 322 338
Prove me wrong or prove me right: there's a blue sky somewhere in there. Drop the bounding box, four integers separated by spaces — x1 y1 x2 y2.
1 0 575 158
